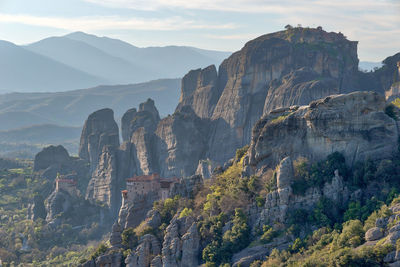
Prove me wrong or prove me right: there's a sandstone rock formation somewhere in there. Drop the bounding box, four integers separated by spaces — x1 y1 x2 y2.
33 145 90 188
27 194 47 221
368 53 400 100
249 91 398 172
33 145 70 172
109 221 123 248
255 157 349 226
80 252 123 267
86 146 122 214
202 27 360 164
113 27 371 180
45 189 73 223
126 234 161 267
79 108 120 172
176 65 220 118
161 215 200 267
121 98 160 143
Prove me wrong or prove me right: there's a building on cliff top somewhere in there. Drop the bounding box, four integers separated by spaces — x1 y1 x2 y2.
55 174 77 196
123 173 178 203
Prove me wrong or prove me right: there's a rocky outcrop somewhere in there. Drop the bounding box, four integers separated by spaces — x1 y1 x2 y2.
161 215 200 267
86 146 122 214
123 213 200 267
121 98 160 143
126 234 161 267
374 53 400 100
176 65 220 118
117 27 368 179
195 159 217 179
80 252 124 267
203 27 360 164
263 67 339 113
154 107 209 177
110 222 123 248
45 190 74 223
79 108 120 172
365 227 384 241
256 157 349 226
33 145 90 189
169 175 203 198
33 145 70 172
249 91 398 171
119 191 160 229
27 194 47 221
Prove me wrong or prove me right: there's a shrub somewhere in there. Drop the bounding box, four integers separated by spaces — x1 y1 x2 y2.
179 208 193 218
260 225 278 244
289 237 305 253
335 220 364 248
121 228 138 248
255 196 265 207
153 195 181 224
236 145 249 161
385 104 397 119
90 243 108 260
291 153 348 195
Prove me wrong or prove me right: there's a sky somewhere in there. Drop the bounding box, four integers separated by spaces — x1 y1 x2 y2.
0 0 399 62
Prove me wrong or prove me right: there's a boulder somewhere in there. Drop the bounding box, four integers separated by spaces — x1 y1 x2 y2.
365 227 384 241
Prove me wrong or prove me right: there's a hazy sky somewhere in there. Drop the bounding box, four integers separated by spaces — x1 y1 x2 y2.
0 0 399 61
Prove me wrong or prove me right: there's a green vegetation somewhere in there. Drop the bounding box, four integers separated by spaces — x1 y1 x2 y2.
291 152 347 195
0 161 107 266
121 228 138 248
385 104 397 119
269 112 293 124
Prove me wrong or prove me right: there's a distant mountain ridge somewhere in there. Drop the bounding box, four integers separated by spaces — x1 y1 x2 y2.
0 79 181 131
0 40 105 93
0 32 231 92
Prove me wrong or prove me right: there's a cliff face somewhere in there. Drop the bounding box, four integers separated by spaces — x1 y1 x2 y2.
79 108 120 173
79 109 122 213
79 28 380 208
248 91 398 172
85 146 122 213
176 65 220 118
177 27 361 165
379 53 400 101
121 98 160 143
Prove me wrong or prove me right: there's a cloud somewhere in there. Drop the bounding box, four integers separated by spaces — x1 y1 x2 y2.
204 33 262 40
83 0 399 14
0 13 236 31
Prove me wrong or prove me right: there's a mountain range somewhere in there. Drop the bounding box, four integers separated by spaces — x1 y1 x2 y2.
0 31 230 93
0 78 181 157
